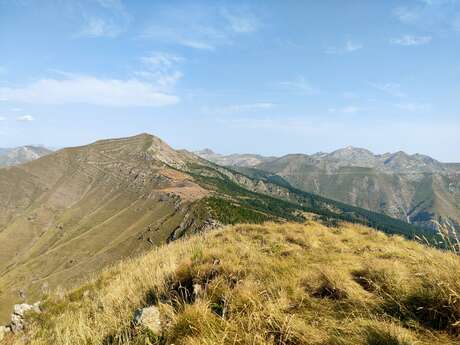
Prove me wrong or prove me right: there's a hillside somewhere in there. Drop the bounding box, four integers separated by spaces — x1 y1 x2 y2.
0 146 52 167
4 221 460 344
0 134 430 324
197 147 460 231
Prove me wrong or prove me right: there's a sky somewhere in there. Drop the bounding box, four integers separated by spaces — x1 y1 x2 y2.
0 0 459 161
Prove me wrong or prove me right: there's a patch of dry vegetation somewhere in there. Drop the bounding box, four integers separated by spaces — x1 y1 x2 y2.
7 221 460 345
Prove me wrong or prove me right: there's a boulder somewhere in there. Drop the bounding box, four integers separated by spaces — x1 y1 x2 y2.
132 306 162 336
10 302 41 333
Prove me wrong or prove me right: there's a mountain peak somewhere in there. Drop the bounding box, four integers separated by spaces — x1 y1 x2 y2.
196 148 216 156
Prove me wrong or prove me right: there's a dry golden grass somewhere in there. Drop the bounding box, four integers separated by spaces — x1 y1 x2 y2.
6 221 460 345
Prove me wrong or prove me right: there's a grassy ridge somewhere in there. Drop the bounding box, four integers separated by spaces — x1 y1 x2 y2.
10 221 460 345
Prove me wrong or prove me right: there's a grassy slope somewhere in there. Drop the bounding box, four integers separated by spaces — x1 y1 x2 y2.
0 135 205 323
8 221 460 345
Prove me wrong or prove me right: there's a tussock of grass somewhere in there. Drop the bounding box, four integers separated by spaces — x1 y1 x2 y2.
10 221 460 345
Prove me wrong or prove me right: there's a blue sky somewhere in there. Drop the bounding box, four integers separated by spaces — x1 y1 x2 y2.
0 0 459 161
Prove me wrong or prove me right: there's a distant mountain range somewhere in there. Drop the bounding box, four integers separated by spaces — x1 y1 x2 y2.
196 147 460 231
0 146 52 167
0 134 425 323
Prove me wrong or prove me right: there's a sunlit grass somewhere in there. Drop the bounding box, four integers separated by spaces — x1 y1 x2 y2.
8 221 460 345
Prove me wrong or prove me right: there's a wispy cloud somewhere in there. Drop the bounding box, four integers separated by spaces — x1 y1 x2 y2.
0 116 6 121
76 16 122 38
0 76 179 107
221 8 260 33
75 0 130 38
16 115 34 122
395 102 431 112
142 26 218 50
390 35 432 46
275 77 317 95
96 0 125 11
325 40 363 55
142 5 260 50
394 0 460 32
205 102 275 114
135 52 184 90
369 82 406 98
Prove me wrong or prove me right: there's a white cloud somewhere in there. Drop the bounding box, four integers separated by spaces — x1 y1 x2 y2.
17 115 34 122
142 26 218 50
221 8 260 33
135 52 184 90
11 107 22 112
75 0 130 38
76 17 122 38
141 52 184 68
0 116 6 121
142 5 260 50
394 7 421 24
345 41 363 52
276 77 317 95
369 82 406 98
394 1 460 32
0 76 179 107
390 35 432 46
326 40 363 55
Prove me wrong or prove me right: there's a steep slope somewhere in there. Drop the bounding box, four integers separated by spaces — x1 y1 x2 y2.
6 221 460 345
0 134 430 323
0 146 52 167
199 147 460 231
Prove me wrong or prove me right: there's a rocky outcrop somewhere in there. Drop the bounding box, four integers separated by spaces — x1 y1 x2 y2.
1 302 41 337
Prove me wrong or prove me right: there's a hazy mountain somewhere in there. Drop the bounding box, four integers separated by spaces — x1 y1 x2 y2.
0 146 52 167
0 134 424 323
195 148 276 167
199 146 460 230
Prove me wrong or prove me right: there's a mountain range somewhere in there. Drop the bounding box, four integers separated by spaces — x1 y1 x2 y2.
196 147 460 231
0 133 427 323
0 146 52 167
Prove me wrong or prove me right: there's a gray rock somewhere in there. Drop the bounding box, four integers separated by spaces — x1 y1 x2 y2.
193 283 203 299
10 302 41 333
133 306 162 335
